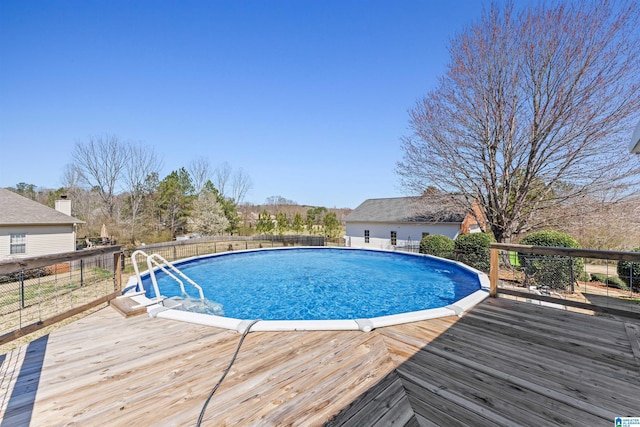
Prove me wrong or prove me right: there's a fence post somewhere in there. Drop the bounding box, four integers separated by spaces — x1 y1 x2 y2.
20 270 25 308
569 257 575 293
80 259 84 287
114 251 122 292
489 248 499 297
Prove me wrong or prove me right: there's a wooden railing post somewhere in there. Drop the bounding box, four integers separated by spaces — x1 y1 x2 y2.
490 248 499 297
114 251 122 292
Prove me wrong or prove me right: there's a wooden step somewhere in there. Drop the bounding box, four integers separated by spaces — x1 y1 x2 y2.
110 296 147 318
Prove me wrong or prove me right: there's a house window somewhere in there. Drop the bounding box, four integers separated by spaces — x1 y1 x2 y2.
364 230 370 243
390 231 397 246
10 233 26 254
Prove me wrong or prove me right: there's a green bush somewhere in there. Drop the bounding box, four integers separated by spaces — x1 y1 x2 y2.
617 248 640 291
454 233 492 272
419 234 455 258
518 230 585 290
589 273 628 290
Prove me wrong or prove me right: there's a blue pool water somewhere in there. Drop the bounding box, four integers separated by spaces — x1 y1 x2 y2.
143 248 482 321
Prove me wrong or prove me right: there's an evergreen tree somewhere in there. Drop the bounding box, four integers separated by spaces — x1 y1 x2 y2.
306 216 315 235
276 212 289 236
157 168 196 236
322 212 340 238
256 210 274 234
291 212 305 234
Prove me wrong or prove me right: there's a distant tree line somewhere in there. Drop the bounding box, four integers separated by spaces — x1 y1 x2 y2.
254 206 343 238
6 134 349 245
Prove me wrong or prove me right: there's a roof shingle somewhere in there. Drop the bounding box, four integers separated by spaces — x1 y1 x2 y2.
344 196 468 223
0 188 83 226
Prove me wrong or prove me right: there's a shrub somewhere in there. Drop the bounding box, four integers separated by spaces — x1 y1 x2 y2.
590 273 628 290
419 234 455 258
518 230 585 290
617 247 640 291
454 233 492 272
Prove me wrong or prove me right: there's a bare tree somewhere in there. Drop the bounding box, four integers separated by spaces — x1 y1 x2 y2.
62 163 82 191
213 162 231 197
231 168 253 205
71 135 129 220
551 194 640 251
61 164 94 222
264 195 297 210
397 1 640 243
123 143 163 241
188 157 213 194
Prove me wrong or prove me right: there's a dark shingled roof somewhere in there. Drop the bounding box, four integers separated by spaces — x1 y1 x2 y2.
344 196 468 224
0 188 83 226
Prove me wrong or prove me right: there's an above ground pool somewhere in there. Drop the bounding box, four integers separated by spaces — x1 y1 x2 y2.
128 247 490 332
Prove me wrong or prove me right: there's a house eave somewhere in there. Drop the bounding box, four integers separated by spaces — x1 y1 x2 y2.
0 221 85 227
345 220 463 225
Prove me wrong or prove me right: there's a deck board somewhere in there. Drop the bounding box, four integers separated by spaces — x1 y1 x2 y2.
1 297 640 426
625 322 640 371
421 323 638 410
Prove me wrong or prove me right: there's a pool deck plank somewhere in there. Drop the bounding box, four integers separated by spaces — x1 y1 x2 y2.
1 297 640 426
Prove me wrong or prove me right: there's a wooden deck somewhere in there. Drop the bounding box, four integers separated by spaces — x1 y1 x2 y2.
1 298 639 426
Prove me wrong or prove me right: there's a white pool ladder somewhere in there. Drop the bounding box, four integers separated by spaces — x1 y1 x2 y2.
131 249 205 301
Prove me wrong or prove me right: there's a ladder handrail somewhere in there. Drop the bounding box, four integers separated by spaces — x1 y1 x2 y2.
147 256 188 297
148 253 205 300
132 250 159 297
131 249 205 301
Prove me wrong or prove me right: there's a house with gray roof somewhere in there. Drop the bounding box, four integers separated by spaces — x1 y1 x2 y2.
0 188 83 261
344 196 483 249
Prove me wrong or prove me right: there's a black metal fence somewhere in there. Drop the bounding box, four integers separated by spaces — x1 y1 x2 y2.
0 247 123 346
127 234 325 260
123 235 336 274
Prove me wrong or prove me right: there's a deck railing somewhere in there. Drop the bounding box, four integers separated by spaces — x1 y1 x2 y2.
0 246 123 346
489 243 640 318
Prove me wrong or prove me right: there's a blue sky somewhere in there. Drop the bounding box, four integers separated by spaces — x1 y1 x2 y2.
0 0 486 208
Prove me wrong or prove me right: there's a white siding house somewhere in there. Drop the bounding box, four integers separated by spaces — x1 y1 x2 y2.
0 188 83 261
344 196 483 250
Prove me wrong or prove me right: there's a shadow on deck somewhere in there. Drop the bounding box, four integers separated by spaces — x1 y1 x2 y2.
329 297 640 426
